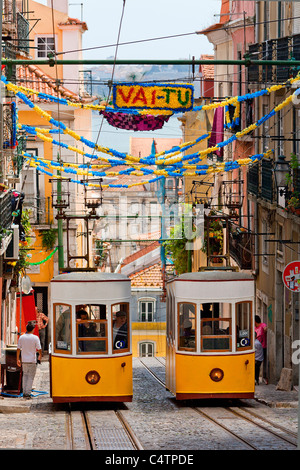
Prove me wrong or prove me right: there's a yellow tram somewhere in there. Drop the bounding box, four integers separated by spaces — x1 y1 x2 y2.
49 272 132 403
166 271 255 400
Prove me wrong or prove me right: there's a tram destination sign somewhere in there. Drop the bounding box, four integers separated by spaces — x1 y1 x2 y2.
282 260 300 292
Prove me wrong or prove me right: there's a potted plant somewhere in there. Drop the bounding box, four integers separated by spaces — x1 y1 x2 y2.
286 192 300 214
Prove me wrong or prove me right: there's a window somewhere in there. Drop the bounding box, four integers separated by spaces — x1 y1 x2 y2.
112 303 129 353
201 303 232 351
236 302 252 351
178 303 196 351
139 342 154 357
139 299 155 322
37 36 55 58
54 304 72 353
76 304 107 354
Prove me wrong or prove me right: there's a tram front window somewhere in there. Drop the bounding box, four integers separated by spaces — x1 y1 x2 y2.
76 304 107 354
178 303 196 351
201 303 231 351
112 303 129 352
55 304 72 352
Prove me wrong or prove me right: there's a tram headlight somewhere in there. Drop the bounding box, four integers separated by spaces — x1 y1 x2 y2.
85 370 100 385
209 368 224 382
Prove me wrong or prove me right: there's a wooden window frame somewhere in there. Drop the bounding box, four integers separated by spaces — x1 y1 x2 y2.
201 317 232 352
111 302 130 354
76 320 108 355
236 301 253 351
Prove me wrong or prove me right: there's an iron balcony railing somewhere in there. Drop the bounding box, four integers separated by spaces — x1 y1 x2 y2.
229 224 254 270
0 190 12 231
23 196 52 226
247 159 274 203
248 33 300 83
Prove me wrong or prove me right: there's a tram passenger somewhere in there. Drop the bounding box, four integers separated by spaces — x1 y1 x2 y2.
183 319 195 348
77 309 90 351
113 311 128 350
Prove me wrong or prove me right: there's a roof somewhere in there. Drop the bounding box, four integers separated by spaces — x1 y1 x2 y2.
121 241 159 267
130 263 163 289
197 0 230 35
51 272 130 282
199 55 214 79
169 271 254 283
17 63 94 103
58 17 88 31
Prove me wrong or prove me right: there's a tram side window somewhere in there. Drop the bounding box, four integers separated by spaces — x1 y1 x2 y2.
55 304 72 352
236 302 252 350
76 304 107 354
112 303 129 352
201 303 232 351
178 303 196 351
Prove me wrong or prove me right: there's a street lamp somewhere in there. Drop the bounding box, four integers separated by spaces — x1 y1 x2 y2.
273 155 290 207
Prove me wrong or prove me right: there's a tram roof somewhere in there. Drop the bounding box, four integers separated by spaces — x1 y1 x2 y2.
51 272 130 282
168 270 254 283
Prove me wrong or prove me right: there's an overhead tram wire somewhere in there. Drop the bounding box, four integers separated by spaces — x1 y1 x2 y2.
52 15 300 58
89 0 127 166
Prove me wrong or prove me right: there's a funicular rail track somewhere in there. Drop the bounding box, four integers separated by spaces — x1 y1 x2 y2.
66 407 143 450
139 358 297 450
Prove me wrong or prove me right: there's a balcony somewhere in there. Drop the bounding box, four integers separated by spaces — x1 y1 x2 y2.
23 196 52 226
247 33 300 84
229 224 254 270
0 190 12 255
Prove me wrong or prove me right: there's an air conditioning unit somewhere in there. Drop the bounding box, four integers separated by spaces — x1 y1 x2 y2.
4 224 19 260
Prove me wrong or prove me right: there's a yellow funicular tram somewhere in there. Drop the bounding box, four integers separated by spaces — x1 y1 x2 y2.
166 270 255 400
50 272 132 403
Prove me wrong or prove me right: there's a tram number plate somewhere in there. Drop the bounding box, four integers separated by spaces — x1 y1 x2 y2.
239 329 249 338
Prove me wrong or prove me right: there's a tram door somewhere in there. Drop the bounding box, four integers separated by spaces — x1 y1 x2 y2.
33 286 49 351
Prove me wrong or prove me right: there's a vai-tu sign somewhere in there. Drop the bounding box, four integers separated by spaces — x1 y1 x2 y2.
282 260 300 292
112 82 194 113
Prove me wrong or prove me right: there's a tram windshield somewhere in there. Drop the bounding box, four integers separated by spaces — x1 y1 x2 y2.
201 303 232 351
112 303 129 353
76 304 107 354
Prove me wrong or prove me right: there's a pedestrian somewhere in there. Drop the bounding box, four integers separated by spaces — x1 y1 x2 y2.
16 322 42 399
255 315 268 384
255 332 264 385
35 308 49 353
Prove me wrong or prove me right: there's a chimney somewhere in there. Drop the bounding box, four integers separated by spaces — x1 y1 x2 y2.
47 0 68 15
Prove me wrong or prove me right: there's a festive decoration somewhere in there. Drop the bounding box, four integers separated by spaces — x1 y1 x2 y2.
28 246 58 265
112 82 194 113
99 109 171 131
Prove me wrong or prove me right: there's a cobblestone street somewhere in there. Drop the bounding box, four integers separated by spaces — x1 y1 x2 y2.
0 357 298 451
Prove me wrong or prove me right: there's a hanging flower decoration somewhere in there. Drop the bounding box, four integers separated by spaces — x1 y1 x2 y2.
99 109 172 131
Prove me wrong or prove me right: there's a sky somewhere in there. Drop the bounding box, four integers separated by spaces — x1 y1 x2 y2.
35 0 222 149
63 0 221 61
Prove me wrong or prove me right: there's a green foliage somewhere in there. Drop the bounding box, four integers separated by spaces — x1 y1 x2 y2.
40 228 58 251
13 209 33 277
163 221 190 275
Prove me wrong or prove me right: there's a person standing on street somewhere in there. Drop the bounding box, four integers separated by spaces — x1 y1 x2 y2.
255 315 268 384
255 332 264 385
35 308 49 353
16 323 42 399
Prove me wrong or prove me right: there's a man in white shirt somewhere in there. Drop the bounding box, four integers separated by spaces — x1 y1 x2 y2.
17 323 42 399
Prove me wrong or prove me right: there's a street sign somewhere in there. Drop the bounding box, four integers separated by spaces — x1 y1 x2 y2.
282 260 300 292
